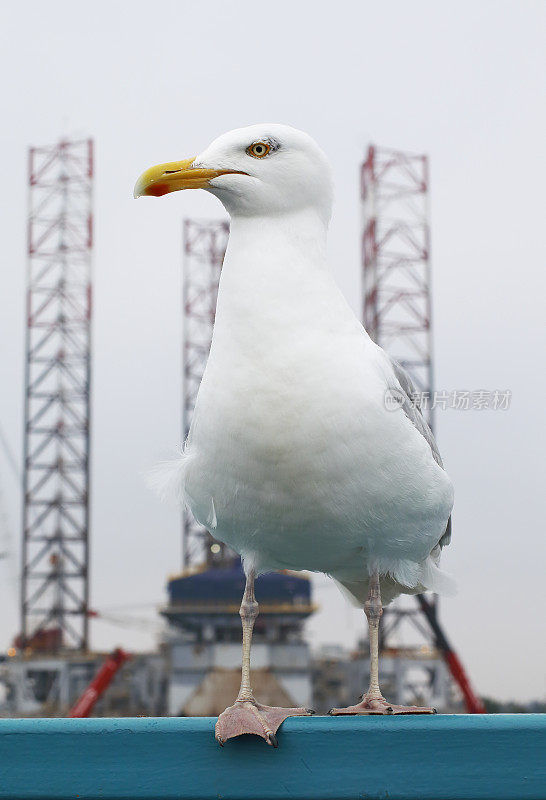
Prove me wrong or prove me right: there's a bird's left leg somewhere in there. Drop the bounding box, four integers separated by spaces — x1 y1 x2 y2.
215 569 312 746
329 570 436 715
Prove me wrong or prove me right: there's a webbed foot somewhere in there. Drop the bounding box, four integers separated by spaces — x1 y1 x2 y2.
329 694 436 715
215 699 313 746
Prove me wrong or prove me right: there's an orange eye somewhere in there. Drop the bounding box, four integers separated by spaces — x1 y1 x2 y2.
247 141 270 158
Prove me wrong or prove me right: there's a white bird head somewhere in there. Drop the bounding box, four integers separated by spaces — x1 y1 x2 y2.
134 124 333 223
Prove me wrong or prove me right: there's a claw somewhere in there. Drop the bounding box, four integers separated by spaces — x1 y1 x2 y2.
216 736 225 747
266 732 278 748
306 708 316 715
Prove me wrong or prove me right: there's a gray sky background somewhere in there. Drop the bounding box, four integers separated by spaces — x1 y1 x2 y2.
0 0 544 702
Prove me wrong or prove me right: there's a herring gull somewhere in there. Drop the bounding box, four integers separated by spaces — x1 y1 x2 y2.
134 124 454 746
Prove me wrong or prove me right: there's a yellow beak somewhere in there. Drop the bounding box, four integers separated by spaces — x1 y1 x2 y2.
133 157 247 198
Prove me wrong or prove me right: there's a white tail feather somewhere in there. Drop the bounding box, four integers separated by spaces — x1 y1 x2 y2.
420 557 457 596
333 556 456 608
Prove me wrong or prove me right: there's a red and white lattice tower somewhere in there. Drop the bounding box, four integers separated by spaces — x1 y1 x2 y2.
361 143 436 646
182 219 230 569
360 145 474 710
362 145 434 427
21 139 93 652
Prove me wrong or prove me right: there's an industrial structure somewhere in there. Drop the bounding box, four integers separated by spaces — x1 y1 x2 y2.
361 144 441 699
360 145 484 712
162 566 315 716
21 139 94 653
0 647 165 717
181 220 230 569
0 139 171 718
362 145 433 424
0 138 128 718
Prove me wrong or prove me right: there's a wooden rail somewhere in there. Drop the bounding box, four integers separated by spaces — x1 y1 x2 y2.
0 714 544 799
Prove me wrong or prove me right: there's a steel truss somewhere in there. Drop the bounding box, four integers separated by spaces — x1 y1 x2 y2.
182 220 230 569
361 143 438 646
362 145 433 426
21 139 93 652
361 144 483 711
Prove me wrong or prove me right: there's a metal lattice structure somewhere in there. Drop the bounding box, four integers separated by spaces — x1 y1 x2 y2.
362 145 434 426
21 139 93 652
182 219 230 569
360 144 479 710
361 144 438 645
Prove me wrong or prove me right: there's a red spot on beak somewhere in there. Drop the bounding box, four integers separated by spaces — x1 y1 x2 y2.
147 183 170 197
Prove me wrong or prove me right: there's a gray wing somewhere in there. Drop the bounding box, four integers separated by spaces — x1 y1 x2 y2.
390 358 452 548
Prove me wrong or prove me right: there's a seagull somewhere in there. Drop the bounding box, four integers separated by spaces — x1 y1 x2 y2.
134 124 454 746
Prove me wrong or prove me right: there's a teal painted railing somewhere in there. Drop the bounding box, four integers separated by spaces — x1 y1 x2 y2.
0 714 544 799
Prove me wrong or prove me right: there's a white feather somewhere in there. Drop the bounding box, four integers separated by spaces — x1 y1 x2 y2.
146 455 189 506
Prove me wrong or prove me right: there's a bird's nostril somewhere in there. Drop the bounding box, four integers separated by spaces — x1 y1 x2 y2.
163 169 181 175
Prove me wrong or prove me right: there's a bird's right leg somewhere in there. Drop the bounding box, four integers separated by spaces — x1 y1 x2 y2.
329 571 436 715
215 569 312 746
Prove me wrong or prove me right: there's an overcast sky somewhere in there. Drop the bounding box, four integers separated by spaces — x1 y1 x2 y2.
0 0 544 703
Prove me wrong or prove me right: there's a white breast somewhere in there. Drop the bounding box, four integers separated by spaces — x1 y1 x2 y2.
178 210 453 588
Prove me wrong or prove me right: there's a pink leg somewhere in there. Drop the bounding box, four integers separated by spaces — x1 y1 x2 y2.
215 570 312 746
329 571 436 715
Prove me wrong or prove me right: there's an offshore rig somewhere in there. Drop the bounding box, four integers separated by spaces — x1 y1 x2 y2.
0 139 483 717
